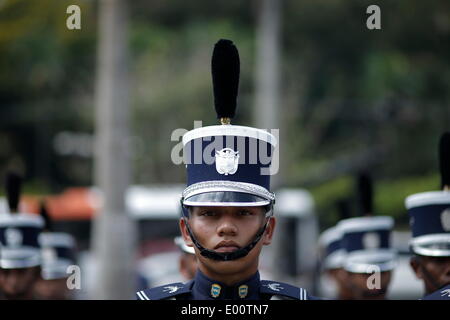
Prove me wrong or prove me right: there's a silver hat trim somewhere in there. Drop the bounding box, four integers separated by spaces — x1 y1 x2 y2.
405 191 450 209
343 249 397 273
182 181 275 203
182 125 277 147
338 216 394 233
410 233 450 256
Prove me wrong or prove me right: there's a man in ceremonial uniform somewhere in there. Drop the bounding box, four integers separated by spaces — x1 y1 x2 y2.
33 201 77 300
0 172 44 300
406 132 450 300
137 39 313 300
335 174 397 300
318 225 352 299
338 215 396 300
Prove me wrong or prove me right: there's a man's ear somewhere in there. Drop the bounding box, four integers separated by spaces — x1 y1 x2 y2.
179 218 194 247
262 217 276 245
410 256 423 280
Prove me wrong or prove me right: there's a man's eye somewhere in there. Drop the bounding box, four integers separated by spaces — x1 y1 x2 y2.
238 210 252 216
200 211 215 217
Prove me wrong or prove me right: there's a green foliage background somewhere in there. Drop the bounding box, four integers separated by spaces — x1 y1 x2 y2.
0 0 449 229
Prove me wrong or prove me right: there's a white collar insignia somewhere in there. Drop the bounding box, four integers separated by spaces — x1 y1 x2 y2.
163 285 182 294
441 289 450 297
265 283 284 292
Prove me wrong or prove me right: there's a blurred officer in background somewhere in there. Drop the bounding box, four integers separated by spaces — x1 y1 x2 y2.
318 225 352 299
0 172 44 300
137 39 314 300
338 216 396 300
33 201 77 300
334 174 396 300
174 236 197 280
406 132 450 300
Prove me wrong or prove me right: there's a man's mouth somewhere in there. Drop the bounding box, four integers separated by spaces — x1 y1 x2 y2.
214 240 241 253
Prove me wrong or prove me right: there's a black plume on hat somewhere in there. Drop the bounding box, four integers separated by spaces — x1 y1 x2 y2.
39 200 53 232
357 172 373 216
5 171 22 213
439 132 450 189
211 39 240 120
336 198 352 220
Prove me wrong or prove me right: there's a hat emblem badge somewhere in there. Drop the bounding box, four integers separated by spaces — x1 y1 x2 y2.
215 148 239 175
362 232 380 249
42 247 58 263
5 228 23 247
441 209 450 232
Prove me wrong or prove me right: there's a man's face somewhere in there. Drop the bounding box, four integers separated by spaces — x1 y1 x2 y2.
33 277 71 300
326 268 354 300
410 255 450 294
0 267 40 299
180 206 275 282
344 270 392 300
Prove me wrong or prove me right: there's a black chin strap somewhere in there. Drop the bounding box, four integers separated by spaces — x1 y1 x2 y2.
184 215 271 262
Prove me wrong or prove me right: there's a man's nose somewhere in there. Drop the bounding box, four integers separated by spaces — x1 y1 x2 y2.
217 216 238 236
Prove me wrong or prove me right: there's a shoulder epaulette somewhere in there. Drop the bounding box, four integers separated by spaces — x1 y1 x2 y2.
136 281 192 300
260 280 309 300
422 284 450 300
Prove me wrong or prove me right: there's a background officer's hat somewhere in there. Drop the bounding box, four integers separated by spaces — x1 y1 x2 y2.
174 236 195 255
318 226 345 270
181 39 277 211
0 172 44 269
338 216 396 273
337 174 396 273
38 201 76 280
405 132 450 257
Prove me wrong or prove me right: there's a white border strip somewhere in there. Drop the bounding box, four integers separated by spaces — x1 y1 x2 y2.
136 291 145 300
39 232 75 248
405 191 450 209
183 125 277 147
140 290 150 300
183 200 271 207
338 216 394 233
319 226 342 246
0 213 44 227
410 233 450 256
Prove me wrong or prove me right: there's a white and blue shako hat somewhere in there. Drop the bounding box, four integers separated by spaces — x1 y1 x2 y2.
318 226 345 270
338 216 396 273
0 171 43 269
182 125 277 208
405 132 450 257
318 199 353 270
180 39 277 262
38 201 77 279
336 173 397 273
0 213 44 269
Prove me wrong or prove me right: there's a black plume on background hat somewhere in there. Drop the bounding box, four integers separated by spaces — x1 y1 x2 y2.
357 172 373 216
5 171 22 213
211 39 240 121
39 200 53 232
336 198 352 220
439 132 450 190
